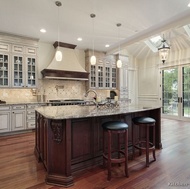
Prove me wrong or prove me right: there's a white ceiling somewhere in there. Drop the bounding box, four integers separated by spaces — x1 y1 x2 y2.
1 0 190 57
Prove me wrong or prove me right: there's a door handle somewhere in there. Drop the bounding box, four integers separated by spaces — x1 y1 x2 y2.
178 97 183 103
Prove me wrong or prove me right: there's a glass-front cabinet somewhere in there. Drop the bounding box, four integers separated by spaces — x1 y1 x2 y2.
27 57 36 87
13 55 23 87
98 64 104 88
0 34 38 88
0 54 9 87
85 50 117 89
90 65 96 88
112 67 117 88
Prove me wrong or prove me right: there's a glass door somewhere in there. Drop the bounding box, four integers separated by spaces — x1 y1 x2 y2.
162 68 178 117
0 54 9 87
90 65 96 88
27 57 36 87
182 66 190 118
162 65 190 120
13 55 23 87
98 65 103 88
105 66 110 88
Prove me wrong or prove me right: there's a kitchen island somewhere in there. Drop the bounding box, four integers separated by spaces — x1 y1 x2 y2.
35 104 161 187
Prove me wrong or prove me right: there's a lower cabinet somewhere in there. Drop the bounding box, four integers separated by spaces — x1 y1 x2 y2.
0 106 11 133
11 105 26 131
0 103 45 133
26 104 39 129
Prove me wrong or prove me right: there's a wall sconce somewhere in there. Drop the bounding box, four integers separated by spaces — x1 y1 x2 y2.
158 36 170 63
31 88 37 96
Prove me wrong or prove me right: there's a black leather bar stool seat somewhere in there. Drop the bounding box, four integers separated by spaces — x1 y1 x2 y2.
102 121 129 180
132 117 156 167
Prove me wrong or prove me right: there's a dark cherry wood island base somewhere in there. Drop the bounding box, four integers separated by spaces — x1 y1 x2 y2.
35 105 161 187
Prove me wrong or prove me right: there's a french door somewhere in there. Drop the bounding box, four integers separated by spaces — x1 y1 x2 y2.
162 65 190 120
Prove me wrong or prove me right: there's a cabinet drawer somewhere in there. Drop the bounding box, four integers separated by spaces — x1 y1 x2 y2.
0 106 10 111
12 105 26 110
27 104 39 109
27 121 35 129
27 114 35 120
27 110 35 114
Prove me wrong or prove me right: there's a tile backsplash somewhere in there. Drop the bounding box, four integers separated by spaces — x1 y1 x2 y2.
0 79 118 103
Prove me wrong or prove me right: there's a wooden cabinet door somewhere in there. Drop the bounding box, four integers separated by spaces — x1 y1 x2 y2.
12 110 26 131
71 118 93 164
0 111 11 133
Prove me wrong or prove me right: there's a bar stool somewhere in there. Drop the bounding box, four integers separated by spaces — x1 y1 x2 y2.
102 121 129 181
132 117 156 167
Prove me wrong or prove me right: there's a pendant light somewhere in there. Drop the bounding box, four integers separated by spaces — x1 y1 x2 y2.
116 23 122 68
55 1 62 62
158 35 170 63
90 13 96 65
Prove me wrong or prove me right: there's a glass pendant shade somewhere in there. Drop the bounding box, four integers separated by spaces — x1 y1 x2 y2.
117 59 122 68
55 50 62 61
90 55 96 65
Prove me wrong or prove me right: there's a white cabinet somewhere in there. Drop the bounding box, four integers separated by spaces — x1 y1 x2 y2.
117 55 129 100
85 50 117 89
26 104 39 129
11 105 26 131
0 46 10 87
0 103 46 134
0 33 38 88
0 105 11 133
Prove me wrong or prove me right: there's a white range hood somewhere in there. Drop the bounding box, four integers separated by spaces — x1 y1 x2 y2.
41 42 89 80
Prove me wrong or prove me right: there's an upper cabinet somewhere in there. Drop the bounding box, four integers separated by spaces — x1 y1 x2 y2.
117 55 129 100
85 50 117 89
0 33 38 88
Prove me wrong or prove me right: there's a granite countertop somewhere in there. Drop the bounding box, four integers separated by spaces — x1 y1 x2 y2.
35 104 161 120
0 101 46 105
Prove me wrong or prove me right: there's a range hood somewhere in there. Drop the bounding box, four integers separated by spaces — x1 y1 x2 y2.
41 42 89 80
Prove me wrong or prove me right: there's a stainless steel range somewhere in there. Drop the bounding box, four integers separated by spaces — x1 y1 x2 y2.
48 99 87 106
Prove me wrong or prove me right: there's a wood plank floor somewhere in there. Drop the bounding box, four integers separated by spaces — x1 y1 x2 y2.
1 118 190 189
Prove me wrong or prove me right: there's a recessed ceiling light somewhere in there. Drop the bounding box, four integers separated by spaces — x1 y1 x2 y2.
105 44 110 48
77 37 82 41
40 29 46 33
188 3 190 7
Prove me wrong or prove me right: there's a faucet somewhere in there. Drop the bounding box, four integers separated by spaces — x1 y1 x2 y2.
84 89 97 101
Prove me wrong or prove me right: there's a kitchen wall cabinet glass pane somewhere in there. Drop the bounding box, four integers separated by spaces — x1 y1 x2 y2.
27 57 36 87
0 54 9 87
105 67 110 88
13 56 23 87
98 65 103 88
90 65 96 88
112 67 116 88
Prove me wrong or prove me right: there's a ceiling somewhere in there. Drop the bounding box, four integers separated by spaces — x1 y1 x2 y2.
1 0 190 58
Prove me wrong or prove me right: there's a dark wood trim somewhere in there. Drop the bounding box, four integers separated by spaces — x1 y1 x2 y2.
53 41 77 49
41 69 89 80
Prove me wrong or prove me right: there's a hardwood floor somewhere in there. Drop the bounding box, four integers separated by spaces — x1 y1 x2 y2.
0 118 190 189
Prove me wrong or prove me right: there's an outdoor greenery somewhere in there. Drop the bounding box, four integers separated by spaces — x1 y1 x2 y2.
162 66 190 117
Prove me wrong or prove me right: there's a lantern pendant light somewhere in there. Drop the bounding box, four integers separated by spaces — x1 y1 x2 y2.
116 23 122 68
55 1 62 62
158 35 170 63
90 13 96 65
